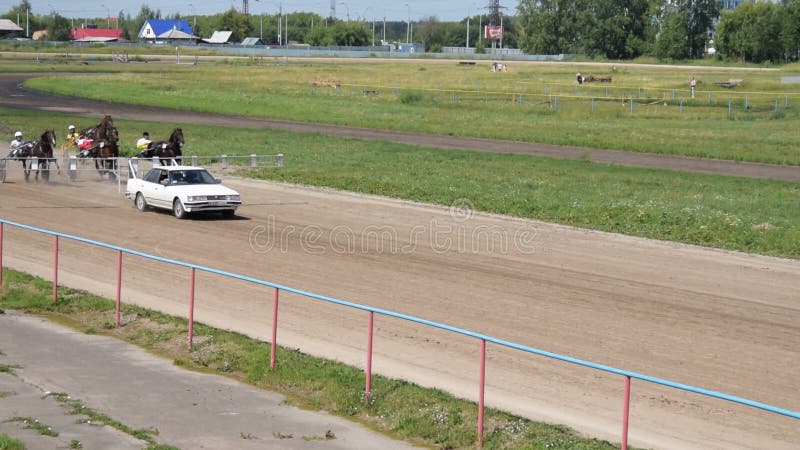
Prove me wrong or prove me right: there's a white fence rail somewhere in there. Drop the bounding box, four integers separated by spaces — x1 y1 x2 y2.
1 154 284 189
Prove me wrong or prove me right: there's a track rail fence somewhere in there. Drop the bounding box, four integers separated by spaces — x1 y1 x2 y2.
0 218 797 449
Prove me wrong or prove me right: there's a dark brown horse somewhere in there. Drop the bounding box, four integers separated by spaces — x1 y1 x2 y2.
7 129 58 182
87 126 120 179
137 128 184 165
79 115 115 142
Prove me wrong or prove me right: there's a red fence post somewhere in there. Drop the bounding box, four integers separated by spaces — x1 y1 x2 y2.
270 287 279 369
188 267 195 349
365 311 374 404
52 235 59 303
115 250 122 327
478 339 486 448
0 222 4 289
622 375 631 450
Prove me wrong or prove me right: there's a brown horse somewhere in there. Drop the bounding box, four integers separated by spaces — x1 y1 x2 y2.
137 128 184 166
8 129 58 182
79 115 115 142
82 126 120 179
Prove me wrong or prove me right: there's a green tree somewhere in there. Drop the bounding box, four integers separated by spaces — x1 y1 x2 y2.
780 0 800 61
416 16 446 51
585 0 650 58
654 10 688 60
220 8 253 42
517 0 574 54
328 21 369 46
47 13 71 41
716 1 782 63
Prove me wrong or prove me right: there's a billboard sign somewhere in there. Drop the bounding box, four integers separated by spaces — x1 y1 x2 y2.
484 25 504 40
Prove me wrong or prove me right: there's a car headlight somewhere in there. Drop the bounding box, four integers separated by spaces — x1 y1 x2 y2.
187 196 207 202
228 195 241 201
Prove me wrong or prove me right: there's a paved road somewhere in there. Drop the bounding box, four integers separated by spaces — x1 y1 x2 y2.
0 311 417 450
1 72 799 182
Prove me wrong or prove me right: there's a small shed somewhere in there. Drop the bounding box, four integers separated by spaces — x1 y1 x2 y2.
0 19 23 32
241 37 265 46
202 30 233 44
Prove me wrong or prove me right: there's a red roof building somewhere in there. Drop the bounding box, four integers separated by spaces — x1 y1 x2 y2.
70 27 124 42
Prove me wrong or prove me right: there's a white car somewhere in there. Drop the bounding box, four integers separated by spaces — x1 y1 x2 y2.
126 165 241 219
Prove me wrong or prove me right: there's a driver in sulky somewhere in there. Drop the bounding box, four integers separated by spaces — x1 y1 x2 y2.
9 131 24 156
66 125 80 147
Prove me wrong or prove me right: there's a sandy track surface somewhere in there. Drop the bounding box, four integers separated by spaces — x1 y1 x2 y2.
0 167 798 449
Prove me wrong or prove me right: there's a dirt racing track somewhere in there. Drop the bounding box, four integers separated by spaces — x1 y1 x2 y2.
0 74 799 449
1 166 798 449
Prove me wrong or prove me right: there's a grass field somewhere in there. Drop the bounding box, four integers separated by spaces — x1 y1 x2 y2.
2 108 799 259
10 58 800 164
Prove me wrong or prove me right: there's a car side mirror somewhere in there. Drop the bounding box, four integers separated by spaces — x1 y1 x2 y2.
160 179 169 186
214 178 222 184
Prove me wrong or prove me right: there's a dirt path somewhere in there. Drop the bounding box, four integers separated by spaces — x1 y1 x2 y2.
1 72 799 182
0 168 797 449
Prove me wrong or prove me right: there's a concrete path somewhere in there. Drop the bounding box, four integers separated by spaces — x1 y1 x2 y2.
0 311 416 450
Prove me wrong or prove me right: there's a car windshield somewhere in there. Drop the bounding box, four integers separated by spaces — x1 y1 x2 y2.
169 169 216 185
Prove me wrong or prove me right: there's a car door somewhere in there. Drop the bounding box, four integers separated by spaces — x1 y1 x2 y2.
149 169 172 209
136 169 159 207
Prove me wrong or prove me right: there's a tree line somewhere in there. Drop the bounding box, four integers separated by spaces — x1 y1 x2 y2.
3 0 800 63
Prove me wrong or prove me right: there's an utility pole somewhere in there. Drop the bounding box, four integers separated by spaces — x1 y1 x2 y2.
466 11 470 48
243 0 249 15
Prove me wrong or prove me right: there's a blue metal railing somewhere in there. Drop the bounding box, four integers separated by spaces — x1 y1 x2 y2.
1 217 798 421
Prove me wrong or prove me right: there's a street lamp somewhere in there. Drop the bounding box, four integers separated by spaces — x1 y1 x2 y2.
101 4 110 28
339 2 349 22
404 2 410 43
188 3 196 30
466 8 470 48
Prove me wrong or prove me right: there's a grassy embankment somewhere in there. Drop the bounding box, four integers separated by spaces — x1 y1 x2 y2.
2 107 798 259
0 270 635 450
18 59 800 165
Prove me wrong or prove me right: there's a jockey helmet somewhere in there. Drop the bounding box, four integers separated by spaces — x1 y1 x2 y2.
14 131 22 137
68 125 76 130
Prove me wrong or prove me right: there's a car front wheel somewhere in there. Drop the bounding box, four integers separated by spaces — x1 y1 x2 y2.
135 192 148 211
173 198 188 219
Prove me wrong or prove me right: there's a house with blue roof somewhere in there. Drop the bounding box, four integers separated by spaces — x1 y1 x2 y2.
138 19 194 41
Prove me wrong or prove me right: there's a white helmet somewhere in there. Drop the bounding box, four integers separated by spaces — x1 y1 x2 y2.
14 131 22 137
68 124 76 130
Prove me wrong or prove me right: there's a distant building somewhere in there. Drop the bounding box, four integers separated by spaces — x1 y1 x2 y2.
0 18 23 33
138 19 194 41
241 37 265 46
201 31 233 44
71 27 123 42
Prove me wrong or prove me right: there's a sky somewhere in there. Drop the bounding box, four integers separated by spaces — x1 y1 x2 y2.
9 1 515 23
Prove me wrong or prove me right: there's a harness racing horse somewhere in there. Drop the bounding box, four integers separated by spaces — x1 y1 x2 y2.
77 116 120 179
137 128 184 165
7 129 59 182
79 115 115 142
89 126 120 179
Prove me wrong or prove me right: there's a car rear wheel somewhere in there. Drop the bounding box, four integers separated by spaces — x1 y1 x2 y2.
173 198 188 219
135 192 148 211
